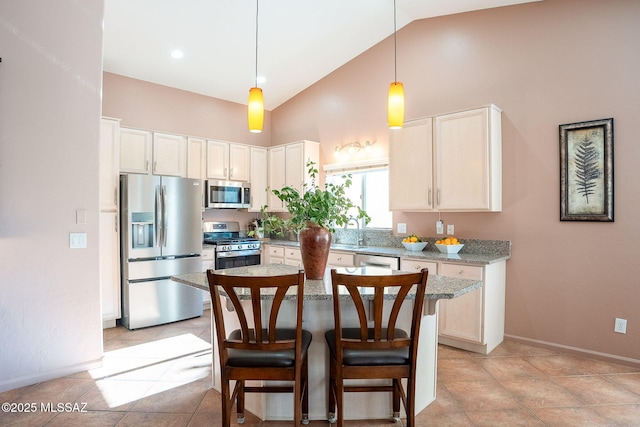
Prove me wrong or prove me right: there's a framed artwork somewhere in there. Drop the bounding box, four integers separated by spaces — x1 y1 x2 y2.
559 118 614 222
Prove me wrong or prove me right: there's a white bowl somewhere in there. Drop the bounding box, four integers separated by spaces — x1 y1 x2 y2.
402 241 428 251
435 243 464 254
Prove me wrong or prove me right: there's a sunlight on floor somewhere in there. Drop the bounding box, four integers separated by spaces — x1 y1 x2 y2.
88 333 212 408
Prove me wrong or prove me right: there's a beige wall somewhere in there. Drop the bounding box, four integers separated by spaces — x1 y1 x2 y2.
102 0 640 363
103 72 271 147
0 0 104 391
272 0 640 363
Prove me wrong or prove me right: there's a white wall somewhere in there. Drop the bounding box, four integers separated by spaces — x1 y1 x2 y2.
0 0 104 391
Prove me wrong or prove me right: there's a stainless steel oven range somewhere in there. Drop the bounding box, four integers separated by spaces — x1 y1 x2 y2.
203 221 261 270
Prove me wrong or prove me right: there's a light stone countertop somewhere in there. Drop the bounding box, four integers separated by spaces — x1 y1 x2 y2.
172 264 481 301
265 239 510 265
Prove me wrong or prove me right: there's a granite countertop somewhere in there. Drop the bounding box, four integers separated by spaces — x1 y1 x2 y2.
262 239 511 265
172 263 482 301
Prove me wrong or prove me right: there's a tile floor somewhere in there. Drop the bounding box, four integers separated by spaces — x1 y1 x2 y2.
2 311 640 426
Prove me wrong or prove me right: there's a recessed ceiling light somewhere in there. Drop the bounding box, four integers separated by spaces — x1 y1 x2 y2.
257 76 266 84
170 49 184 59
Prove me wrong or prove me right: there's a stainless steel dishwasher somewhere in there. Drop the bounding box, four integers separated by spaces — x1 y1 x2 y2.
354 253 400 270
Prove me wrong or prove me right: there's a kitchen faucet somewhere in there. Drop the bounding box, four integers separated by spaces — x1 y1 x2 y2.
345 217 364 247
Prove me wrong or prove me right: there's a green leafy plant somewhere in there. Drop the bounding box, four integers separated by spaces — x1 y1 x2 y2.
261 161 370 235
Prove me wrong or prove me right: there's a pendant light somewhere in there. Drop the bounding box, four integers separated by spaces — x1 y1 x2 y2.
388 0 404 129
248 0 264 133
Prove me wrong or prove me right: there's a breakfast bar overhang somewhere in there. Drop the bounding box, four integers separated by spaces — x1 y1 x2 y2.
172 264 481 422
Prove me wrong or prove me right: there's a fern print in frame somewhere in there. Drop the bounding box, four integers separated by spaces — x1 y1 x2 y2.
559 118 613 221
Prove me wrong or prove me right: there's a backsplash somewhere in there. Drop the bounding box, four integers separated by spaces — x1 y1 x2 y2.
332 228 511 257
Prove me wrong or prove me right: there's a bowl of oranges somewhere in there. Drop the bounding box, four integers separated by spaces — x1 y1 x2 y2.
435 236 464 254
402 235 428 251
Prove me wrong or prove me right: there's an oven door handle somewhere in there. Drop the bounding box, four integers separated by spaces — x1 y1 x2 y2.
216 249 261 258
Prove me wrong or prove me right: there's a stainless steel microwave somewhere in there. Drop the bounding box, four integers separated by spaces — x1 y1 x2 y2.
205 180 251 209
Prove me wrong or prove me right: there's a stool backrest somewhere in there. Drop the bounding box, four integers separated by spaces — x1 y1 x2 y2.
207 270 306 358
330 268 429 356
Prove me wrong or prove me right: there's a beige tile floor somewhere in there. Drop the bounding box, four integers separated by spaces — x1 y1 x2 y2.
2 311 640 426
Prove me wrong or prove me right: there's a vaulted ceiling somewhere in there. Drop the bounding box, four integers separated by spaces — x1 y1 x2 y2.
103 0 541 110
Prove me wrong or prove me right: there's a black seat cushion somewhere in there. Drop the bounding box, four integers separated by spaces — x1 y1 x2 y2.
226 328 312 368
325 328 409 366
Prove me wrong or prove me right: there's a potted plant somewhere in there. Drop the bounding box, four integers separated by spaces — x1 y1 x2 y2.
261 161 369 279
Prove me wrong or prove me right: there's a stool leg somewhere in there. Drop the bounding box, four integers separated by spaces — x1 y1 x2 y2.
236 380 245 424
392 379 401 422
327 353 337 423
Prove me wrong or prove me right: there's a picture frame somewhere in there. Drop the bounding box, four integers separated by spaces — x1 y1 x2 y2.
559 118 614 222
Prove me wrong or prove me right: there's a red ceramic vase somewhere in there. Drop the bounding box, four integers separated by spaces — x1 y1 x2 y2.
298 222 332 280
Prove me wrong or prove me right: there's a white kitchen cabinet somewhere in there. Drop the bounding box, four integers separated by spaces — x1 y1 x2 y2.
100 118 122 327
327 251 355 269
435 105 502 211
99 211 120 327
120 127 152 174
263 244 285 264
100 118 121 211
207 140 250 182
267 140 320 212
437 260 506 354
187 137 207 180
283 247 302 267
400 258 438 276
389 104 502 212
249 147 268 212
389 118 434 210
262 244 302 267
267 146 286 211
153 132 187 177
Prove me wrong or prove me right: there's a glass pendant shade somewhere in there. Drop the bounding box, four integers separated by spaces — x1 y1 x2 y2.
388 81 405 129
248 87 264 133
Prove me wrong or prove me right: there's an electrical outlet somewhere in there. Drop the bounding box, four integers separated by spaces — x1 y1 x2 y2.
447 224 455 235
69 232 87 249
397 223 407 233
614 318 627 334
436 220 444 235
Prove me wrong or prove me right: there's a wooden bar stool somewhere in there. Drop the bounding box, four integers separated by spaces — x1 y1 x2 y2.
325 268 429 426
207 269 311 426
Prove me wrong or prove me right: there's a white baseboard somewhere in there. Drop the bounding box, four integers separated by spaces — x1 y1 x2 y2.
0 358 103 393
504 334 640 367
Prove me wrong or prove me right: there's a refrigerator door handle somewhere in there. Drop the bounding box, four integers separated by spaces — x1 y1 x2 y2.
161 185 168 247
155 184 163 247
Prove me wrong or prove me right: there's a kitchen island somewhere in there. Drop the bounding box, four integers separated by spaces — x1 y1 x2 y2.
172 264 481 422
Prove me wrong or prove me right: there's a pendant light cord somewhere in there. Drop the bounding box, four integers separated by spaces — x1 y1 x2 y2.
393 0 397 83
254 0 259 87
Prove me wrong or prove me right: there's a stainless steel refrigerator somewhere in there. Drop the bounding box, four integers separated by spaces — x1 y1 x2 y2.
120 174 203 330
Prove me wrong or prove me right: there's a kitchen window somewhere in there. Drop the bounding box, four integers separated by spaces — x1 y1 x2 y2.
324 160 391 229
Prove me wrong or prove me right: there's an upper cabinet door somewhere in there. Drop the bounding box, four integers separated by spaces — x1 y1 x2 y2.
100 118 121 211
120 127 152 175
389 118 434 211
267 146 286 212
206 140 230 180
187 137 206 180
435 105 502 211
228 143 250 182
153 132 186 177
249 147 268 212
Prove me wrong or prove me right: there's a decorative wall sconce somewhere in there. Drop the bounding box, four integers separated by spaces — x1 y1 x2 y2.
334 140 376 158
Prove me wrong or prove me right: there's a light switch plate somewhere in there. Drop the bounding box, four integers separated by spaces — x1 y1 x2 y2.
397 223 407 233
447 224 455 235
69 232 87 249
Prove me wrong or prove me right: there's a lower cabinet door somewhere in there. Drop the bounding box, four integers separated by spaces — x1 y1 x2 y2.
438 263 484 344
